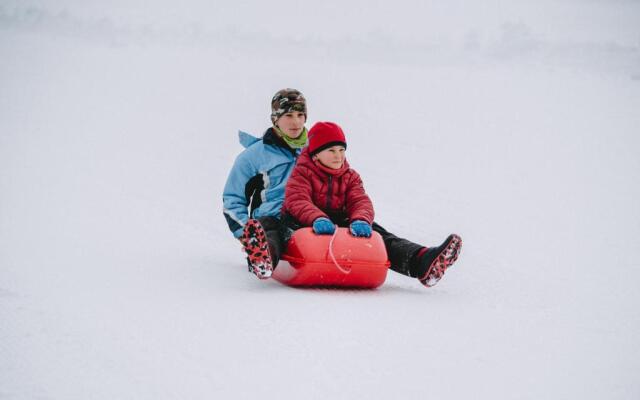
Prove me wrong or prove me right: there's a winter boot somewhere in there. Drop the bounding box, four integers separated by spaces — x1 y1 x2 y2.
415 234 462 287
240 219 274 279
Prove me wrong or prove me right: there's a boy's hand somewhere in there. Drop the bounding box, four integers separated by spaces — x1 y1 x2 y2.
312 217 335 235
349 220 372 237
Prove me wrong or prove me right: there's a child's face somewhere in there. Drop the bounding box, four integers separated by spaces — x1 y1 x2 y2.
314 145 346 170
276 111 306 139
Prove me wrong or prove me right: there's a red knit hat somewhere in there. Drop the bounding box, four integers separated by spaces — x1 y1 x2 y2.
308 122 347 156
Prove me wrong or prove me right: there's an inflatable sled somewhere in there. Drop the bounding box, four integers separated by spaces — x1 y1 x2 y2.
272 227 390 288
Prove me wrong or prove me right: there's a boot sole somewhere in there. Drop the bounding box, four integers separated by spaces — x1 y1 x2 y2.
420 234 462 287
240 219 274 279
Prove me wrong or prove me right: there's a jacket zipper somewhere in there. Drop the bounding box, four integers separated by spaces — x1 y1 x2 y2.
326 175 333 210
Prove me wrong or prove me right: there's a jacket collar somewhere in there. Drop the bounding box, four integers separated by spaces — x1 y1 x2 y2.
263 127 299 156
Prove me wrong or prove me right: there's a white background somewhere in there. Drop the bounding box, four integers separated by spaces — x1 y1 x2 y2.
1 1 639 399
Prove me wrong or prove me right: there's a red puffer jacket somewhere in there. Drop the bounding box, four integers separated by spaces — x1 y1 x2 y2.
282 148 374 226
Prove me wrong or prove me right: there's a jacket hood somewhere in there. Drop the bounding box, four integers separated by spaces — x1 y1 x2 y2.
238 130 261 149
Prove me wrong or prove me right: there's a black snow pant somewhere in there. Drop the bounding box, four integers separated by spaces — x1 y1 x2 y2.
253 216 289 268
265 214 425 278
371 222 424 278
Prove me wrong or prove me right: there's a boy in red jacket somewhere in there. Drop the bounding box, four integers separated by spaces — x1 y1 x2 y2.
282 122 463 287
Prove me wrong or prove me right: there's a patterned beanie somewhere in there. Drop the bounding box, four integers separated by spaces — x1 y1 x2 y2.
271 88 307 124
308 122 347 156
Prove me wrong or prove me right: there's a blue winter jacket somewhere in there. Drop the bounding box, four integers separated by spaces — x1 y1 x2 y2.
223 128 303 238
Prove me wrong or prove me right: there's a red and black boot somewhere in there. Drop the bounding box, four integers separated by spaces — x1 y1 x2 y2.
240 219 274 279
415 234 463 287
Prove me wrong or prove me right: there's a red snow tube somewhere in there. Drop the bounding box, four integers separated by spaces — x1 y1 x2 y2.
273 227 390 288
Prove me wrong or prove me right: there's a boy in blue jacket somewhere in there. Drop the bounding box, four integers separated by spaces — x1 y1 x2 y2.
223 88 307 279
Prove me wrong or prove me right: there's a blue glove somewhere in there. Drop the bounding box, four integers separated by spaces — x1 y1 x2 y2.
312 217 335 235
350 220 372 237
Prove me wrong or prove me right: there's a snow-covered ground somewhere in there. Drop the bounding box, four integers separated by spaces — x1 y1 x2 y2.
1 1 640 399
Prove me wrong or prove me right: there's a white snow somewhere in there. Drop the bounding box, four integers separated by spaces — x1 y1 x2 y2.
1 1 640 399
